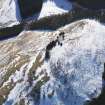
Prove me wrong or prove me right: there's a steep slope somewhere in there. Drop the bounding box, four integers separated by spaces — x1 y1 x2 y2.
0 0 21 28
0 19 105 105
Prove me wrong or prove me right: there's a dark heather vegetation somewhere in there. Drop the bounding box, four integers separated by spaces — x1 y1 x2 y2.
0 23 23 40
70 0 105 10
29 8 105 30
18 0 42 19
1 8 105 39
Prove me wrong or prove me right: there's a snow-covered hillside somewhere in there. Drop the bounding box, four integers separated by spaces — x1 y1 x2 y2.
0 19 105 105
38 0 72 19
0 0 21 28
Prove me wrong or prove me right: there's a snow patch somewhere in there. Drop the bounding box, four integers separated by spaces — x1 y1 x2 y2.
0 0 21 27
38 0 72 19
